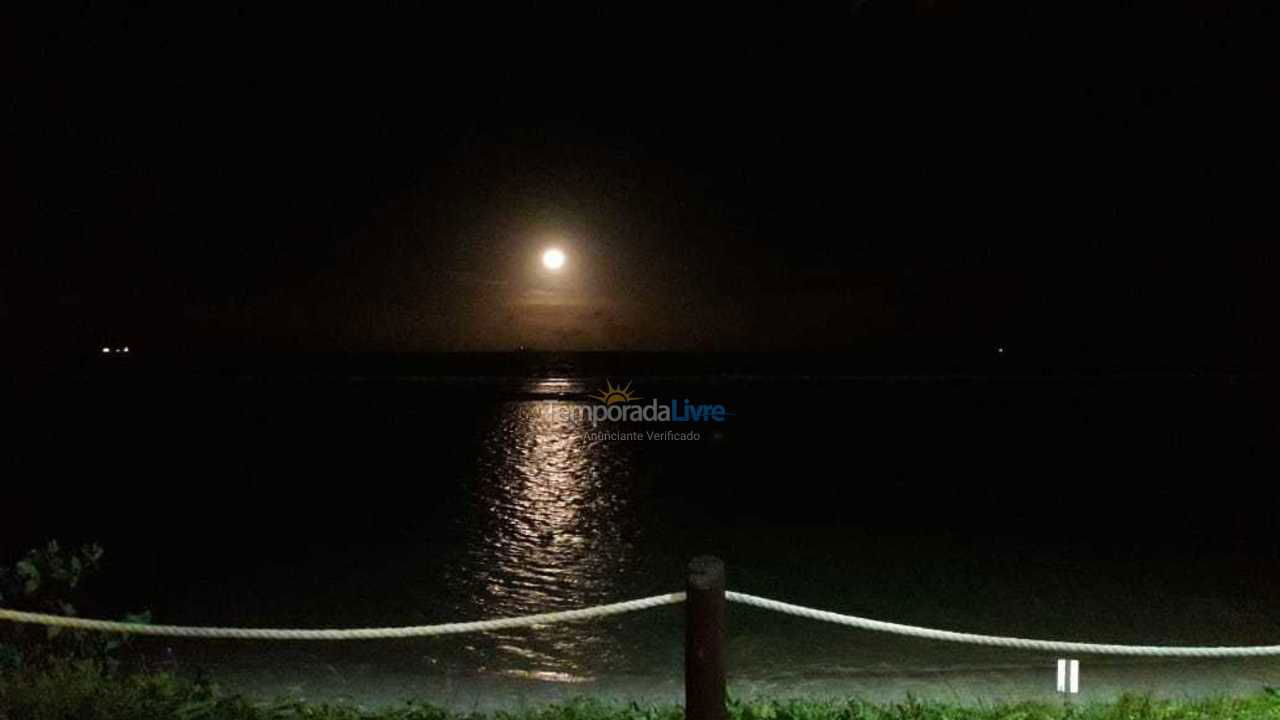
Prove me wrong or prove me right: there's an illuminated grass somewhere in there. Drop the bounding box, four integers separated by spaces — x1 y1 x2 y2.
3 663 1280 720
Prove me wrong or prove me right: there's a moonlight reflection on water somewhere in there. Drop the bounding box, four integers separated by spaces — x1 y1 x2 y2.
469 380 647 677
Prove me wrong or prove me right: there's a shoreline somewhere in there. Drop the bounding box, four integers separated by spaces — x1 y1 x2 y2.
200 659 1280 711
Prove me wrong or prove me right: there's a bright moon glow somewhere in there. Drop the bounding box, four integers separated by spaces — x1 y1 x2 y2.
542 248 566 271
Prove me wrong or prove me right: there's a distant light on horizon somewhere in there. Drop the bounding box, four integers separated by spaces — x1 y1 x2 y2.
542 247 566 271
101 347 110 353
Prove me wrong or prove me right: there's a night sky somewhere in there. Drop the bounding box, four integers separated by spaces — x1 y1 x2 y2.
4 3 1276 362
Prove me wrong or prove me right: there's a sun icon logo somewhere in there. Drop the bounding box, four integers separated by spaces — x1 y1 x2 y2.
591 380 641 406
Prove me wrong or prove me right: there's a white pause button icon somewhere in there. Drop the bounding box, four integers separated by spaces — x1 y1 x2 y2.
1056 659 1080 694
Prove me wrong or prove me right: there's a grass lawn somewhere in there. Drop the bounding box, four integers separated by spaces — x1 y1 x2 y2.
4 663 1280 720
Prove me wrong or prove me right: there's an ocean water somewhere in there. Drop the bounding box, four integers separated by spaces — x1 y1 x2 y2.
4 362 1279 704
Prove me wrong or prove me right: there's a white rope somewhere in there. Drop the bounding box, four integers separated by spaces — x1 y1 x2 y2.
727 592 1280 657
7 589 1280 657
0 593 684 640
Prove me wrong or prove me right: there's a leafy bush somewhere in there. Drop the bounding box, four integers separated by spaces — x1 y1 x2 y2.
0 540 149 672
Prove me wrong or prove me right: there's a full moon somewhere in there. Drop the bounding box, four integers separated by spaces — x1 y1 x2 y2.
542 247 566 271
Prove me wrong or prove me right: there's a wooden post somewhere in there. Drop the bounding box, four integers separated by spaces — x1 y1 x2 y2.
685 556 727 720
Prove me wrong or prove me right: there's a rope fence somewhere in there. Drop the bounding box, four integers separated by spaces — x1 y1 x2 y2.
4 588 1278 658
725 592 1280 658
0 593 685 640
4 556 1278 714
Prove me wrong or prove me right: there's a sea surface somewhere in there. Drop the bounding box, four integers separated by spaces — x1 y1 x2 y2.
4 356 1279 705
